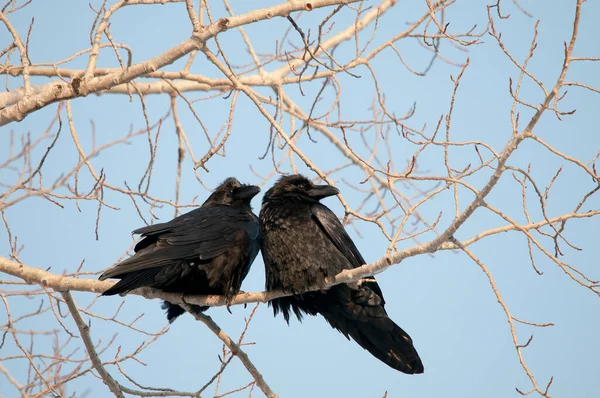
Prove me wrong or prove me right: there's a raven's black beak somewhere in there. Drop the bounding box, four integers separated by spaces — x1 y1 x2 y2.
307 184 339 199
234 185 261 200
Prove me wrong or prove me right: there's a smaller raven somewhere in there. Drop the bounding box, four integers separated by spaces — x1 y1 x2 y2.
260 174 423 374
99 178 260 323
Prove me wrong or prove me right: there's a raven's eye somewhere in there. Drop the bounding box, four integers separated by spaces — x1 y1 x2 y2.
297 183 308 191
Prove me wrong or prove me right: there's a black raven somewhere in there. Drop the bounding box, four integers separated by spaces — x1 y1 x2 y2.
99 177 260 323
259 174 423 374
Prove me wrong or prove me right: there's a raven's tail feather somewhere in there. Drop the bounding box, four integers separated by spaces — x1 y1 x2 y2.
316 287 424 374
337 314 424 374
161 301 208 323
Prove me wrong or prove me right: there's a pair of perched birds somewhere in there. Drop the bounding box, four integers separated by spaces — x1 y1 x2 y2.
99 174 423 374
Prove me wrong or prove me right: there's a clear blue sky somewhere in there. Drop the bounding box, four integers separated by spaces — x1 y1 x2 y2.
1 1 599 397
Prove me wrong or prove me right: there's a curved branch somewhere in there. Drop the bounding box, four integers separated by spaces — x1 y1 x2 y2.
2 207 598 309
0 0 360 126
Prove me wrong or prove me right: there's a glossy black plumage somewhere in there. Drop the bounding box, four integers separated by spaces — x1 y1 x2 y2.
99 178 260 323
259 174 423 374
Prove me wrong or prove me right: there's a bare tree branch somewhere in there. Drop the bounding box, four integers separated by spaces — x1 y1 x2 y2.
60 291 125 398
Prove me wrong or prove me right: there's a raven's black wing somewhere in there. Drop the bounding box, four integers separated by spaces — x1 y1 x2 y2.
310 203 385 303
100 206 258 280
310 203 365 267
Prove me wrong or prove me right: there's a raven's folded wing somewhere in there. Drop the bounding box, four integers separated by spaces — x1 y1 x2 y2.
310 203 365 268
310 203 385 304
100 206 257 280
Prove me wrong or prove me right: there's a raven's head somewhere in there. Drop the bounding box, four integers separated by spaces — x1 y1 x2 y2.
263 174 339 204
203 177 260 208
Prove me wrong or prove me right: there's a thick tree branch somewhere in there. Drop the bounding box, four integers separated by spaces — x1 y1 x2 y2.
0 0 359 126
1 208 597 309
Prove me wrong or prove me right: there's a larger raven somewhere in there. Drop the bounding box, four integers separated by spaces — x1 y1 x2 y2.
260 174 423 374
99 177 260 323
